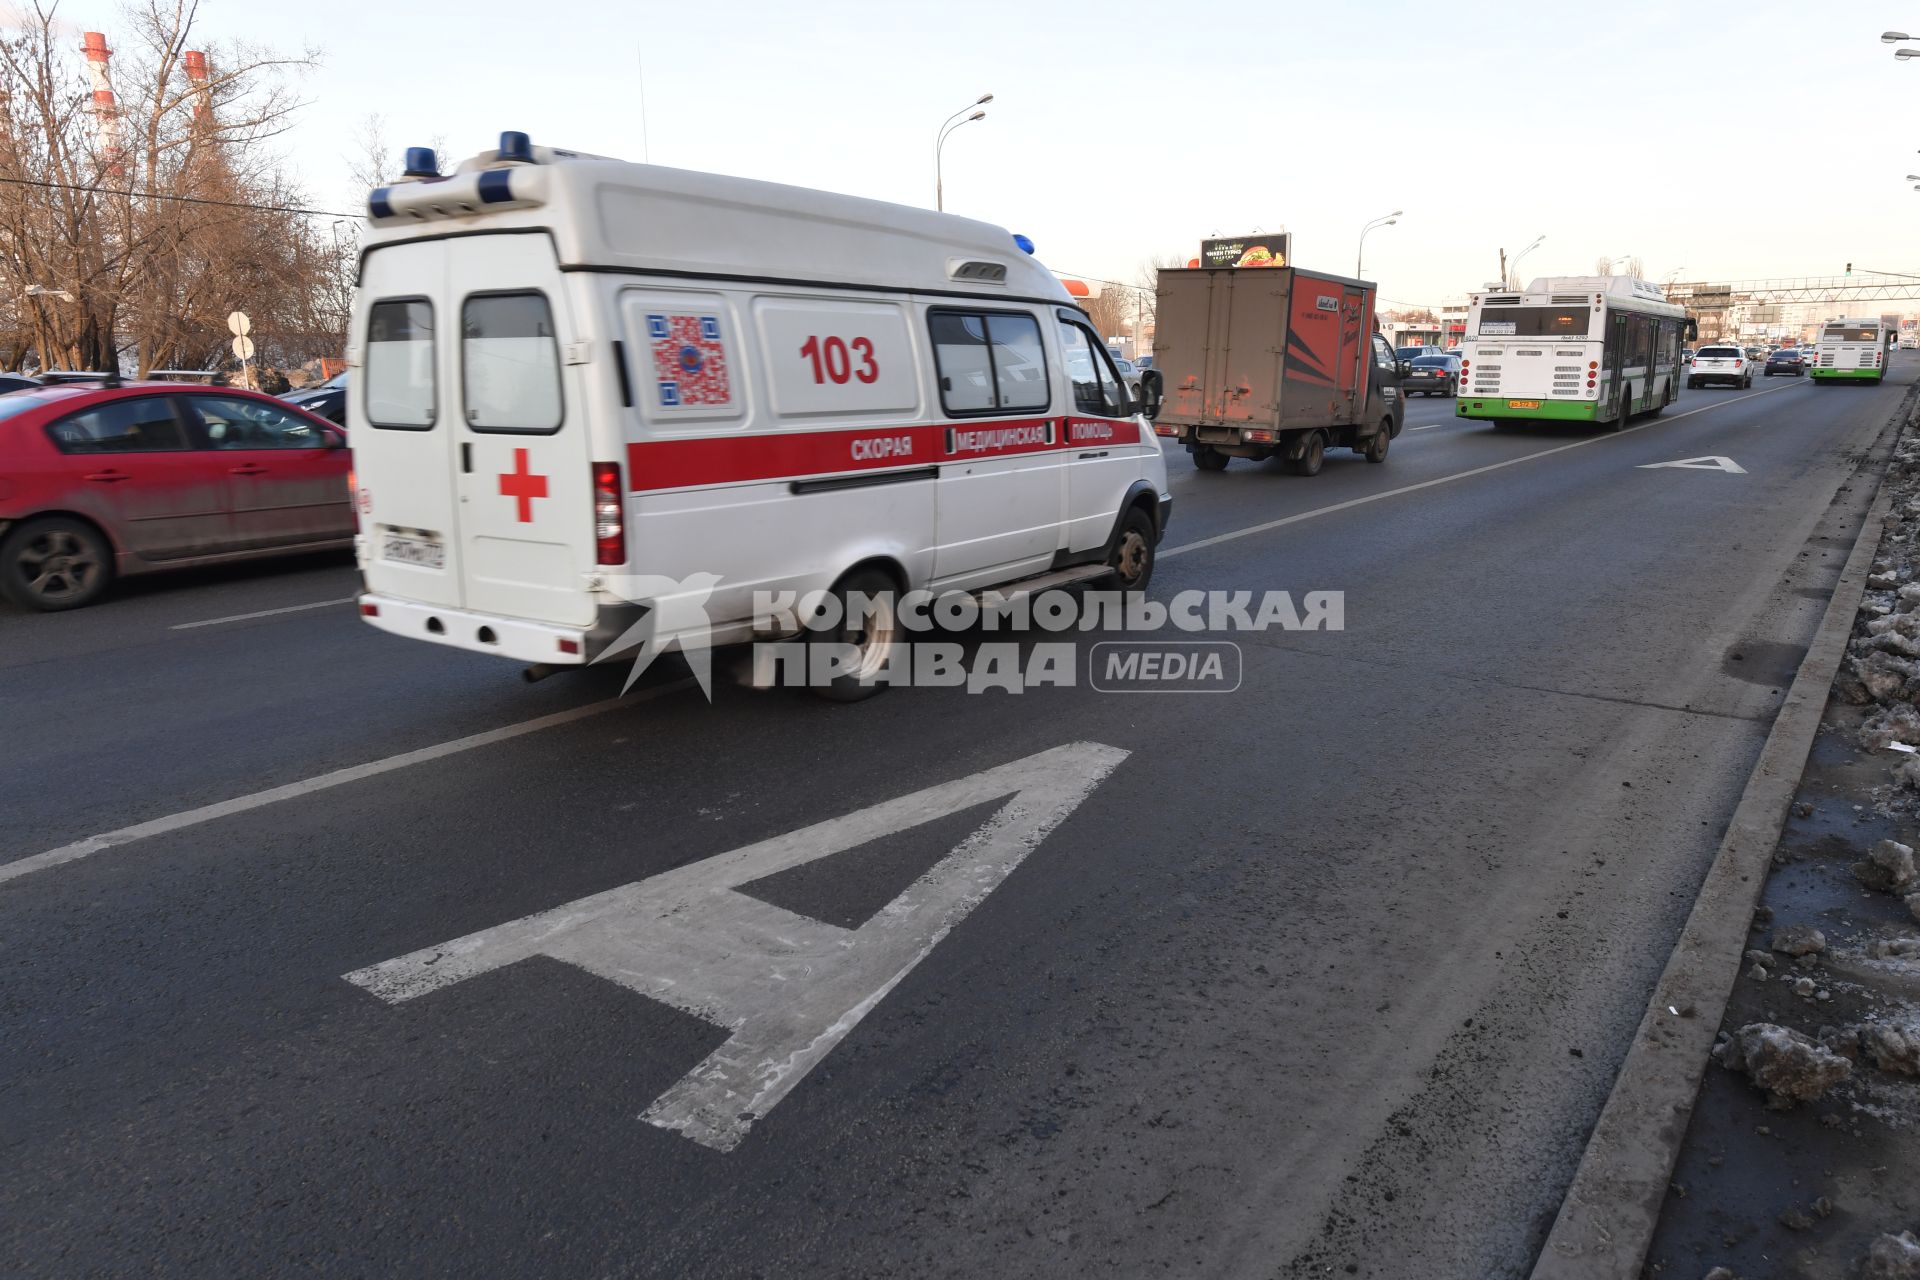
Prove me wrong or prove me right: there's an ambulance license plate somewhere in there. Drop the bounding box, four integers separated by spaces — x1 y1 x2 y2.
382 533 445 569
1508 400 1541 409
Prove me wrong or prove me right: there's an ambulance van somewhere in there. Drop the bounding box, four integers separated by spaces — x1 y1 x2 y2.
349 134 1172 697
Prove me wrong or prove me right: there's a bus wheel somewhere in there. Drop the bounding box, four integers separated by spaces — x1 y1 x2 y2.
1364 422 1390 463
1193 447 1229 472
808 567 898 703
1287 432 1326 476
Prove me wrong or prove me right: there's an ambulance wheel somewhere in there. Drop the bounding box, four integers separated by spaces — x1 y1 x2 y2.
1286 432 1326 476
1192 447 1229 472
808 567 898 703
1106 506 1156 593
1363 423 1390 463
0 516 113 611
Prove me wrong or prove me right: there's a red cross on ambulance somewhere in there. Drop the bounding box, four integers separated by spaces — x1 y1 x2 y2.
498 448 549 522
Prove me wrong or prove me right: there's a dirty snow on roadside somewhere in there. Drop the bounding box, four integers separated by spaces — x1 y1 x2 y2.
1645 428 1920 1279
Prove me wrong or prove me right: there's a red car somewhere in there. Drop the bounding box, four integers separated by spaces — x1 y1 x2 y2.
0 381 351 610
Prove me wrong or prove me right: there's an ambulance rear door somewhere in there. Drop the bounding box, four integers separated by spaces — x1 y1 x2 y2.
444 234 596 626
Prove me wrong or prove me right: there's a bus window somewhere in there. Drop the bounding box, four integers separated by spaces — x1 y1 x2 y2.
1475 306 1591 338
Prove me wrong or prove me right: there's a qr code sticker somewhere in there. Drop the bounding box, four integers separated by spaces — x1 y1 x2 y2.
649 314 730 408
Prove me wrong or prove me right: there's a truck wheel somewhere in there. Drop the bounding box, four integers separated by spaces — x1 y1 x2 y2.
1106 506 1155 592
0 516 113 611
1363 423 1390 463
1287 432 1326 476
1192 447 1229 472
807 567 898 703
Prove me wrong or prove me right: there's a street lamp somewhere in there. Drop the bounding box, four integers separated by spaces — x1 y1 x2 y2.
1508 233 1545 288
23 284 74 301
1898 48 1920 59
935 93 992 212
1355 210 1401 279
1884 30 1911 42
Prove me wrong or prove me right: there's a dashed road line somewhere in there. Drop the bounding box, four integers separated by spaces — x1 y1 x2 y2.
171 597 355 630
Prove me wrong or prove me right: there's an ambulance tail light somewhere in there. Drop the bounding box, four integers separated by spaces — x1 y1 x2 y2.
594 462 626 565
347 466 359 531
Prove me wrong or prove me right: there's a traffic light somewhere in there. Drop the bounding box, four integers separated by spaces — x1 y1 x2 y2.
1847 262 1854 275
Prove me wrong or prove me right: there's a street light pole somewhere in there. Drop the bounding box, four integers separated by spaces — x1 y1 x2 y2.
935 93 992 212
1507 234 1545 289
1355 210 1402 279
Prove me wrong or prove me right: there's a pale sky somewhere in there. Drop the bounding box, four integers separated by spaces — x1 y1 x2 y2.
26 0 1919 306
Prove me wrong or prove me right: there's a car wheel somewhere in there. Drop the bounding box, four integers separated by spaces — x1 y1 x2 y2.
1106 505 1156 592
807 567 899 703
1193 447 1229 472
1287 432 1326 476
1687 377 1698 389
0 516 114 611
1364 422 1390 463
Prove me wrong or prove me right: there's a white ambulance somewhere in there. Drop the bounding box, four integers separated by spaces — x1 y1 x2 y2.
348 133 1172 697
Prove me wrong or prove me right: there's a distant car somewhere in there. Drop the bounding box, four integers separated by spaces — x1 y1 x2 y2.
0 382 351 610
1406 353 1461 397
1744 347 1767 365
1689 345 1753 389
282 375 347 425
1110 357 1143 400
1764 350 1806 377
1681 348 1696 366
1395 346 1434 364
0 374 41 394
1134 356 1155 371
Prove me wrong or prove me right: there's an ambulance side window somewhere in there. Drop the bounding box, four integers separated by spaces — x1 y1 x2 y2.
365 299 435 429
1055 318 1124 417
462 292 563 433
927 309 1050 416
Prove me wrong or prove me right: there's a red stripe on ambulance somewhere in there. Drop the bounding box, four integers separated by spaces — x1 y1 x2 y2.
628 415 1140 491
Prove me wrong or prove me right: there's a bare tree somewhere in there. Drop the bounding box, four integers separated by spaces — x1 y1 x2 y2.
0 1 341 376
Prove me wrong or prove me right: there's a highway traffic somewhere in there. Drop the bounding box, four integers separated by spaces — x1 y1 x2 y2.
3 369 1903 1277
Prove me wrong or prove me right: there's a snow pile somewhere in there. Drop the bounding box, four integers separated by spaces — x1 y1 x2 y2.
1716 1022 1853 1108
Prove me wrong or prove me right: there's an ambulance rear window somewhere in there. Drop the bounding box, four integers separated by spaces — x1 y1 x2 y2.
366 299 435 429
462 292 563 433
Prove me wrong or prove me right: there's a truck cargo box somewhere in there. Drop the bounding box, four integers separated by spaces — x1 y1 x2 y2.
1155 266 1377 430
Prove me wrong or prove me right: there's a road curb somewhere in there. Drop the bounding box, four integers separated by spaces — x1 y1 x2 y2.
1529 397 1912 1279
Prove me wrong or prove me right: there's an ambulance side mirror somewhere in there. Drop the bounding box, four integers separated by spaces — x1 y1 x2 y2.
1138 369 1164 420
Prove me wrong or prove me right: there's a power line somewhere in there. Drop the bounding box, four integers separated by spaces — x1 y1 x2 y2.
0 175 358 220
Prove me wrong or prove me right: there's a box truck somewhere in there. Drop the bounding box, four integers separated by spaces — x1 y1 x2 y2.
1149 265 1403 474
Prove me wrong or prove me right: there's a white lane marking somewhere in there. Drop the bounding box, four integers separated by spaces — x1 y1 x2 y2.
170 597 355 630
0 679 696 887
1408 425 1437 432
346 740 1129 1152
1639 455 1747 474
1159 384 1791 561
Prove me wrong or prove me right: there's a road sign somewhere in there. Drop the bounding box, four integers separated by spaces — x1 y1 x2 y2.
227 310 250 337
346 740 1130 1151
231 335 255 361
1637 456 1747 474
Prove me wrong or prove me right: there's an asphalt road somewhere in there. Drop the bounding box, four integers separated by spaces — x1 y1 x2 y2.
1 365 1908 1278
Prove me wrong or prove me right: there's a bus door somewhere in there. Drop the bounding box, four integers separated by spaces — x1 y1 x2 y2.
1606 307 1628 416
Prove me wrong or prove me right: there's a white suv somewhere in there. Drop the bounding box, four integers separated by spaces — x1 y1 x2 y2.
1688 345 1752 389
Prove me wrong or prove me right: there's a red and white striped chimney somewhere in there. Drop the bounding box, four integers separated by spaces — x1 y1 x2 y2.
183 50 212 125
81 32 124 176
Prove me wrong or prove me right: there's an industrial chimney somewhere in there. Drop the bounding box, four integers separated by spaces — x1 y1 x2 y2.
183 50 212 126
81 32 124 176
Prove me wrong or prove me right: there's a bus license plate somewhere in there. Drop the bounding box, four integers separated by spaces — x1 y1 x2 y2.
382 533 445 569
1508 400 1541 409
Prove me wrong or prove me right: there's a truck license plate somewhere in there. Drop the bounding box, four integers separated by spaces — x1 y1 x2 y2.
1508 400 1541 409
382 533 445 569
